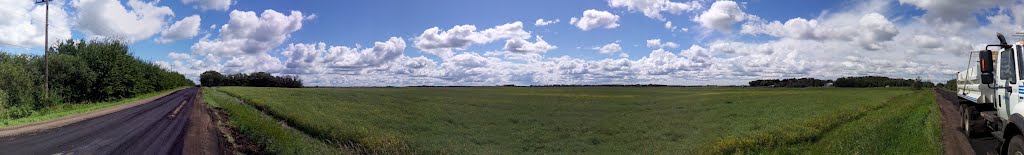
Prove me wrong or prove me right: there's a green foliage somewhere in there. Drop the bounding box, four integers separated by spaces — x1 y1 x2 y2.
944 79 957 91
47 39 194 102
200 70 301 88
0 89 6 115
216 87 935 154
0 39 193 119
0 53 42 109
47 54 97 103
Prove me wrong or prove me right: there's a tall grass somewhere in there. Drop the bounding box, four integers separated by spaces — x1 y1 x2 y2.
706 90 942 154
202 87 341 154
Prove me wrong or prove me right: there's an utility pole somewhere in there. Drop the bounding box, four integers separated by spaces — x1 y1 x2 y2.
35 0 50 99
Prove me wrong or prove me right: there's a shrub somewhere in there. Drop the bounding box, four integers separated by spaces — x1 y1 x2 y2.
0 54 41 109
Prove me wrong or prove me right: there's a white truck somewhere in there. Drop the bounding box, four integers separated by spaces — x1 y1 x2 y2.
957 33 1024 154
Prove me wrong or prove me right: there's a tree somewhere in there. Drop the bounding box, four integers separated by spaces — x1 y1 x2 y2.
200 71 224 86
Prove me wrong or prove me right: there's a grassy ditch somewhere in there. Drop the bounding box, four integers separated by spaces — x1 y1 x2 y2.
202 87 342 154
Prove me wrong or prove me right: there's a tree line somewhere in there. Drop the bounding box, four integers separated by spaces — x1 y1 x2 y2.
0 39 194 119
748 76 935 88
200 71 302 88
833 76 933 88
748 78 833 87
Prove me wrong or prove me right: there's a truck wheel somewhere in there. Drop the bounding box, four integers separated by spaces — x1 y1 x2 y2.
1008 134 1024 155
962 105 977 137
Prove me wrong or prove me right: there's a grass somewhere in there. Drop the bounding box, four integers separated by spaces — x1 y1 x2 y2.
800 90 941 154
202 87 341 154
708 90 941 154
0 86 189 128
213 86 942 154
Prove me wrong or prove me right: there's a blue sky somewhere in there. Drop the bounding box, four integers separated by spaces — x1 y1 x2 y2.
0 0 1020 86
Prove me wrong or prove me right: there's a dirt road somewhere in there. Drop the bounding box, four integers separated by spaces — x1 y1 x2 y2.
934 89 1000 155
0 87 222 154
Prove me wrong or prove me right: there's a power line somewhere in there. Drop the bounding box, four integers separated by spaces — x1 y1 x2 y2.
0 42 33 49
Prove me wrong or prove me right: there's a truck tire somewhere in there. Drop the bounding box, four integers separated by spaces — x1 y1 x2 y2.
1008 134 1024 155
962 104 979 137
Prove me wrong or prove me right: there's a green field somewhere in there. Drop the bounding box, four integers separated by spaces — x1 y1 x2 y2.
206 86 941 154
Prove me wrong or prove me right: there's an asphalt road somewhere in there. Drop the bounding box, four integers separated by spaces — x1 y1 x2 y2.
0 87 205 154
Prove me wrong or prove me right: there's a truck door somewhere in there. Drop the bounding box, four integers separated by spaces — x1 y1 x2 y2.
997 47 1020 120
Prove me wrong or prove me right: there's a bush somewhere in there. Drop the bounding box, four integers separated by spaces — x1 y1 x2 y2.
0 89 7 115
47 54 97 103
49 39 194 102
0 54 41 109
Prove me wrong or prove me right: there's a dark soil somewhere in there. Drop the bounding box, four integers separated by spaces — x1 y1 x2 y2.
209 105 265 154
933 88 1001 155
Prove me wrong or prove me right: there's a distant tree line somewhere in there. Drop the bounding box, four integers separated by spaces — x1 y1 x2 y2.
939 79 957 91
408 84 728 87
748 78 833 87
747 76 936 88
200 71 302 88
0 39 194 118
833 76 933 88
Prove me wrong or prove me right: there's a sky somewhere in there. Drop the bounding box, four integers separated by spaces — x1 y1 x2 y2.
0 0 1022 86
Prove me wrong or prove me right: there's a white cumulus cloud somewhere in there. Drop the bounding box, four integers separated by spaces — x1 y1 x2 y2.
156 15 202 43
593 42 623 54
73 0 174 42
182 0 233 11
0 0 72 48
570 9 621 31
191 9 306 55
535 18 560 26
281 37 407 74
504 36 556 53
608 0 701 20
646 39 680 49
414 21 530 58
694 0 752 32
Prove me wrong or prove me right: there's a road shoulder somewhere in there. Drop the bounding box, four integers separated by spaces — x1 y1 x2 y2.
932 89 975 155
184 88 227 155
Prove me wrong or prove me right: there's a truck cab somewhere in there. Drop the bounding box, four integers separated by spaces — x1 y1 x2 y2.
957 33 1024 154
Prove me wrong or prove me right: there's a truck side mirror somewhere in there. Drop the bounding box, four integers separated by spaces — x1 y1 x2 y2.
980 50 995 84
